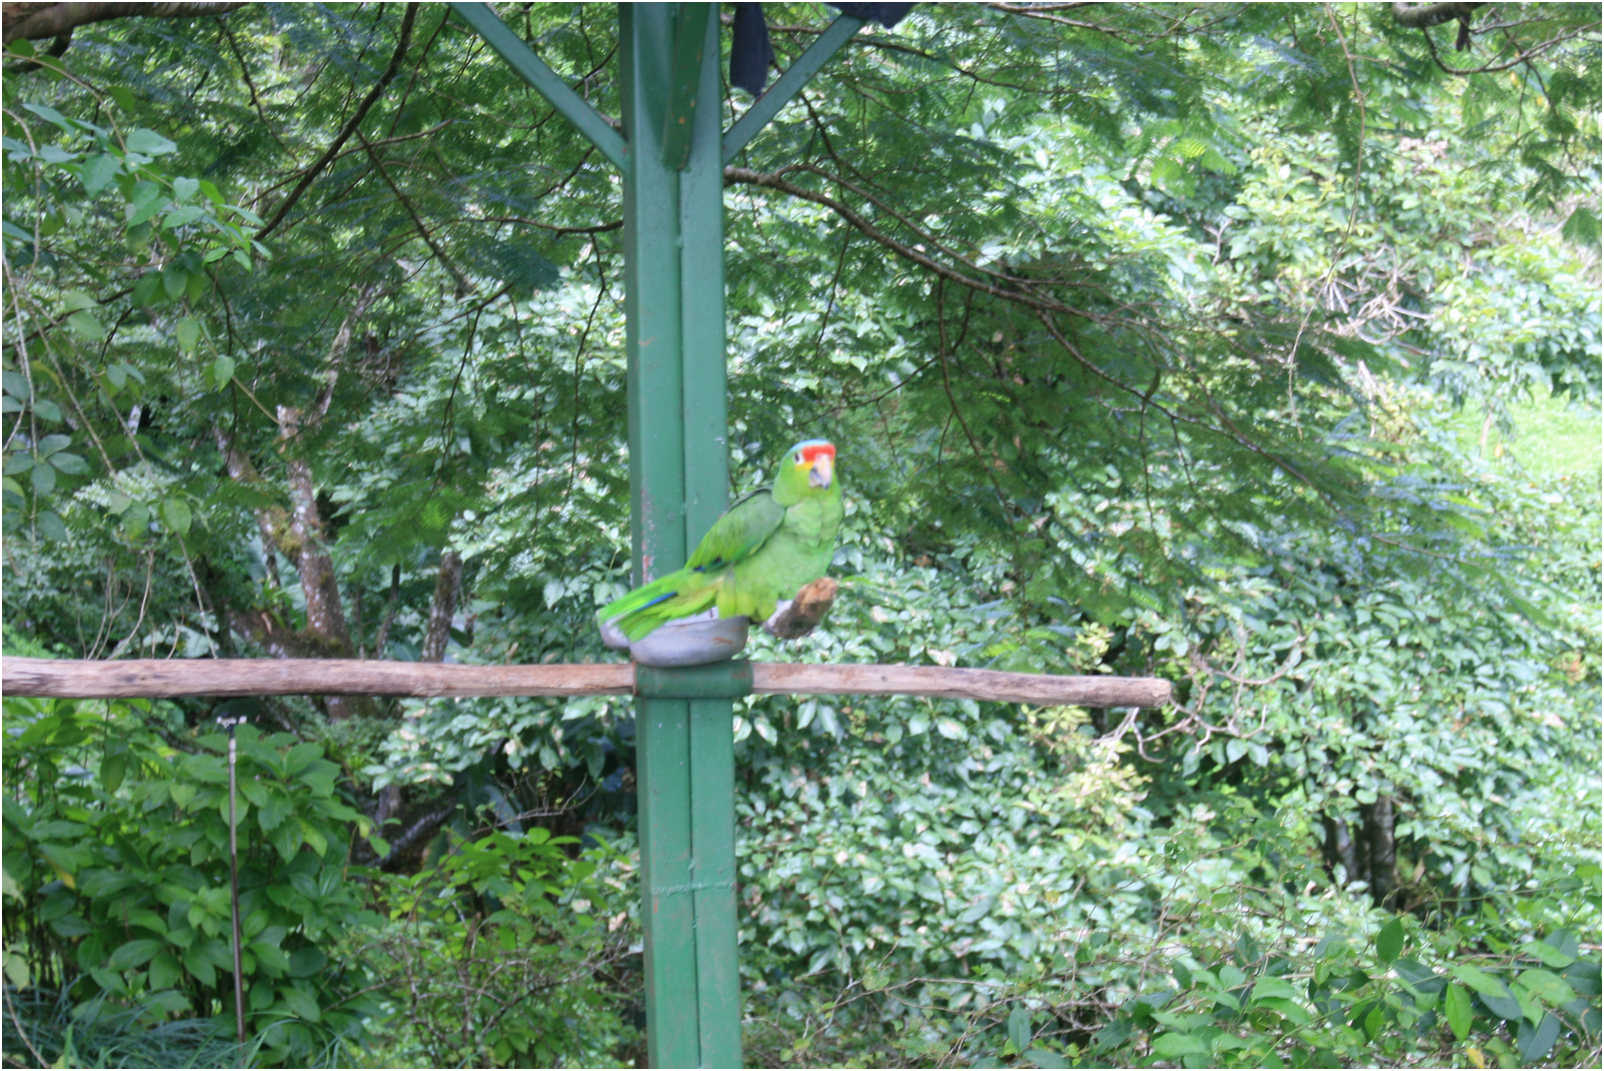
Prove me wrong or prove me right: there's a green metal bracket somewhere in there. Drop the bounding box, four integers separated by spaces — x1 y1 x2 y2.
636 660 755 700
660 3 712 170
722 13 865 164
453 3 629 171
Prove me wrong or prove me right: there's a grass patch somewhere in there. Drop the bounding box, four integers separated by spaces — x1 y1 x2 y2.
1461 388 1602 482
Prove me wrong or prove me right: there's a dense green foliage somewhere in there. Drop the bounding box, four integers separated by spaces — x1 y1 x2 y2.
357 827 639 1066
2 679 381 1064
3 2 1599 1067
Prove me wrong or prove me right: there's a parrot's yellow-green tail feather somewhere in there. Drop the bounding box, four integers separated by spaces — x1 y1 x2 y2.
596 569 718 641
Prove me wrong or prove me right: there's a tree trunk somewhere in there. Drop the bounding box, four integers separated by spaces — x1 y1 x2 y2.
209 287 381 718
1323 813 1361 884
1365 795 1398 907
421 550 463 663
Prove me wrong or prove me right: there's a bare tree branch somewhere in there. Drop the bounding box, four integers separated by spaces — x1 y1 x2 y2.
1390 2 1483 31
254 3 417 240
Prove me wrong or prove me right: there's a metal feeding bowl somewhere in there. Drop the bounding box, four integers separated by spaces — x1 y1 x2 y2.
600 608 751 668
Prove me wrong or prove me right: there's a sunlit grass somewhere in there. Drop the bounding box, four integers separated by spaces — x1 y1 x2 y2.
1461 388 1603 483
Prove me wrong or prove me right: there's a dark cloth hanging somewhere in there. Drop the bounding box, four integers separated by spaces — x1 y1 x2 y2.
730 4 776 95
729 3 915 96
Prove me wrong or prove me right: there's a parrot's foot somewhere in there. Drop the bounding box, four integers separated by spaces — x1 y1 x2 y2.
764 577 838 639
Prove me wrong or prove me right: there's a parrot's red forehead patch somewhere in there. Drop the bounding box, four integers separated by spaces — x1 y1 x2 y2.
799 442 835 463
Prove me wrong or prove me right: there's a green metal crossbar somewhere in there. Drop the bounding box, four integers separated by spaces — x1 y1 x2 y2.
452 3 629 170
453 3 865 1066
722 12 865 163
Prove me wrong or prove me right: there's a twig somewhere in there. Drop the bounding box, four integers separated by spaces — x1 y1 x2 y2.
255 4 417 240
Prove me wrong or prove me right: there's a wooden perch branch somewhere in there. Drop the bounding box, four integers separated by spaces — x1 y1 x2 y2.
1 657 1172 708
754 663 1172 708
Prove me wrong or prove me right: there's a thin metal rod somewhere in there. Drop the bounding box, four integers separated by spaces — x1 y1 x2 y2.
226 720 244 1043
722 13 865 164
452 2 629 171
0 657 1174 707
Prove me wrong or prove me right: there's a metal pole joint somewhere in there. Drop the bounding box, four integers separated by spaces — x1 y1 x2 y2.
635 660 755 700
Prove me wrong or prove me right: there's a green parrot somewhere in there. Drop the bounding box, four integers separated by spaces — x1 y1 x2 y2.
597 439 843 642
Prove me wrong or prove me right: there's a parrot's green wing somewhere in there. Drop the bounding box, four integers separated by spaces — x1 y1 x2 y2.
685 488 785 572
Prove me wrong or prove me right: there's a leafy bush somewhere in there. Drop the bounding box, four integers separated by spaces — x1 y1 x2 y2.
2 693 382 1066
354 827 640 1068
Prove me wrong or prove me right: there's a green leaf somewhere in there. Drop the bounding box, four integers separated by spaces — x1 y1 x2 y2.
77 153 120 195
1444 982 1472 1041
143 989 189 1016
107 936 162 970
162 263 189 299
131 271 165 307
162 205 207 230
210 354 236 388
125 129 177 156
279 982 322 1022
100 751 127 794
1516 1013 1561 1063
258 791 291 833
271 818 302 861
1561 204 1601 246
1515 968 1576 1007
1452 963 1511 999
1150 1032 1207 1058
1006 1004 1032 1052
182 942 216 987
249 939 291 976
23 102 72 130
160 497 192 536
288 946 327 978
1249 976 1301 1002
37 510 68 542
301 821 328 858
1376 916 1405 964
148 952 182 991
65 309 105 343
120 502 150 540
175 316 200 353
1456 961 1527 1019
48 452 88 475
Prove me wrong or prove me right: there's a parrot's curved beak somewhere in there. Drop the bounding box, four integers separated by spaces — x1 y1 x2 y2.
809 453 834 489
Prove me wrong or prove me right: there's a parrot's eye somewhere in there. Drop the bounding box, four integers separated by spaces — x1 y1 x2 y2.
794 451 805 464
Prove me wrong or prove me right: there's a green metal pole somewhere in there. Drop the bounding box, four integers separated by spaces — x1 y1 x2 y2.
458 5 869 1064
622 5 739 1066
